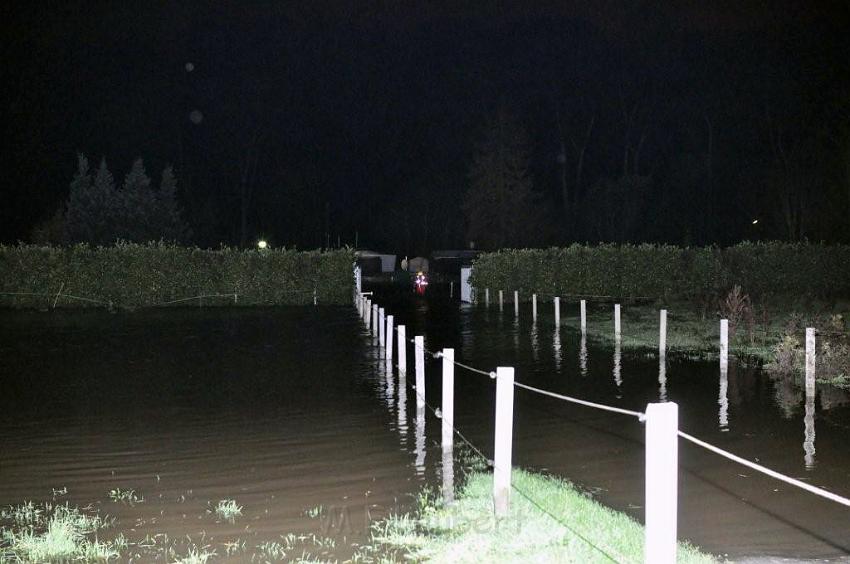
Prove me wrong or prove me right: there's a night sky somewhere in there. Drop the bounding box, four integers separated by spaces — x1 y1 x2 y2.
3 2 848 252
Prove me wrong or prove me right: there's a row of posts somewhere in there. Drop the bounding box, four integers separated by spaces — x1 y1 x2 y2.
482 288 819 387
354 291 817 564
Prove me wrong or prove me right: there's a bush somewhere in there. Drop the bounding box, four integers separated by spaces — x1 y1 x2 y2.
0 243 354 309
469 242 850 303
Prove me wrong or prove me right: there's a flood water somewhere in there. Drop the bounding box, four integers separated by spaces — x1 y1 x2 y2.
2 293 850 562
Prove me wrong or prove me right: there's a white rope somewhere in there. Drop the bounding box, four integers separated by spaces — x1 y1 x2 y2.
514 382 645 420
678 431 850 508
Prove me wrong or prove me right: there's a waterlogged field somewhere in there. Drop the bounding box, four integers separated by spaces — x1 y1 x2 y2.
1 298 850 562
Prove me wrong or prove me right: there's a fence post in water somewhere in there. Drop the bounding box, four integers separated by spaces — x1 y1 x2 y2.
554 297 560 326
493 366 515 518
379 308 385 347
398 325 407 374
386 315 394 359
720 319 729 370
450 281 454 298
645 401 678 564
313 288 317 306
532 293 537 320
614 304 621 337
415 336 426 408
806 328 816 396
372 305 379 336
580 299 587 334
441 348 454 450
485 288 490 307
499 290 504 311
659 309 668 358
514 291 519 317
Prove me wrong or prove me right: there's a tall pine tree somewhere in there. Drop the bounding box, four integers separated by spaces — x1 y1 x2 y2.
63 154 94 243
118 158 157 242
463 109 548 249
155 166 191 242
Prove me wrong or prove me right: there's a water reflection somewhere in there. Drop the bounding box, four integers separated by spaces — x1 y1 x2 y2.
773 375 803 419
553 329 562 372
513 317 519 351
397 372 408 445
530 322 539 363
658 356 667 401
613 337 622 388
719 366 729 431
579 334 588 377
385 358 394 410
415 403 426 475
804 395 816 470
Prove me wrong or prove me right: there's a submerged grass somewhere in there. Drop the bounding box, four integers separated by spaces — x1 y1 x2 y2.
363 469 717 563
0 502 122 562
211 499 243 522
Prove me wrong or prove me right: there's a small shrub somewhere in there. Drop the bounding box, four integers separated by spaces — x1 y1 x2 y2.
719 285 751 341
772 335 802 373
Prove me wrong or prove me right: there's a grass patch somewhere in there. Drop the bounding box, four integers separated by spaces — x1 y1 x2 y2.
211 499 243 522
0 501 123 562
108 487 144 505
363 469 717 563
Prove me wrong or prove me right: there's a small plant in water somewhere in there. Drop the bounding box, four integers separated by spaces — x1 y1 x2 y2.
108 487 144 504
212 499 243 522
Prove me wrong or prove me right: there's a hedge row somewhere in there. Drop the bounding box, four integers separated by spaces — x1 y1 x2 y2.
469 243 850 303
0 243 355 308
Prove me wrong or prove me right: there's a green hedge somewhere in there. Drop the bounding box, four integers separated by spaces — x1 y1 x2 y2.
469 243 850 302
0 243 355 308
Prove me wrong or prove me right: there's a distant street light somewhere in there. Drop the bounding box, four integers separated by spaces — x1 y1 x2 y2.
752 219 759 225
257 239 268 250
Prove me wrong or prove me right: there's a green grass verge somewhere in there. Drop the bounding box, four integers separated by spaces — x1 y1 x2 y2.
365 469 717 563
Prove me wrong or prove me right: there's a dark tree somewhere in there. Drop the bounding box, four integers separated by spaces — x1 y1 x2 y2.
464 109 551 250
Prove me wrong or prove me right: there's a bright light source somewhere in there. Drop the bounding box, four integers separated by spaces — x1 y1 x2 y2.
752 219 759 225
257 240 268 249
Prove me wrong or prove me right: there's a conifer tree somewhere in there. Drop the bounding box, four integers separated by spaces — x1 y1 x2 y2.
118 158 157 241
63 154 94 243
156 166 191 242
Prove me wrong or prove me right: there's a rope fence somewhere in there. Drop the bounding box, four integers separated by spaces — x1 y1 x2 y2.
0 287 321 310
355 290 850 563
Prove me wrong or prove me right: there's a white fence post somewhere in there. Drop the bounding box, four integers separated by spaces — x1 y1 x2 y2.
645 401 679 564
514 291 519 317
379 308 385 347
614 304 621 337
372 304 379 334
442 348 454 450
415 335 426 408
485 288 490 307
554 297 561 326
499 290 504 311
386 315 394 359
659 309 668 357
532 293 538 320
363 298 369 324
806 328 816 396
720 319 729 370
398 325 407 374
580 299 587 334
493 366 515 517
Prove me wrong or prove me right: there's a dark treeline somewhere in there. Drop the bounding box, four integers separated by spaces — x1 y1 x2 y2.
3 4 848 253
